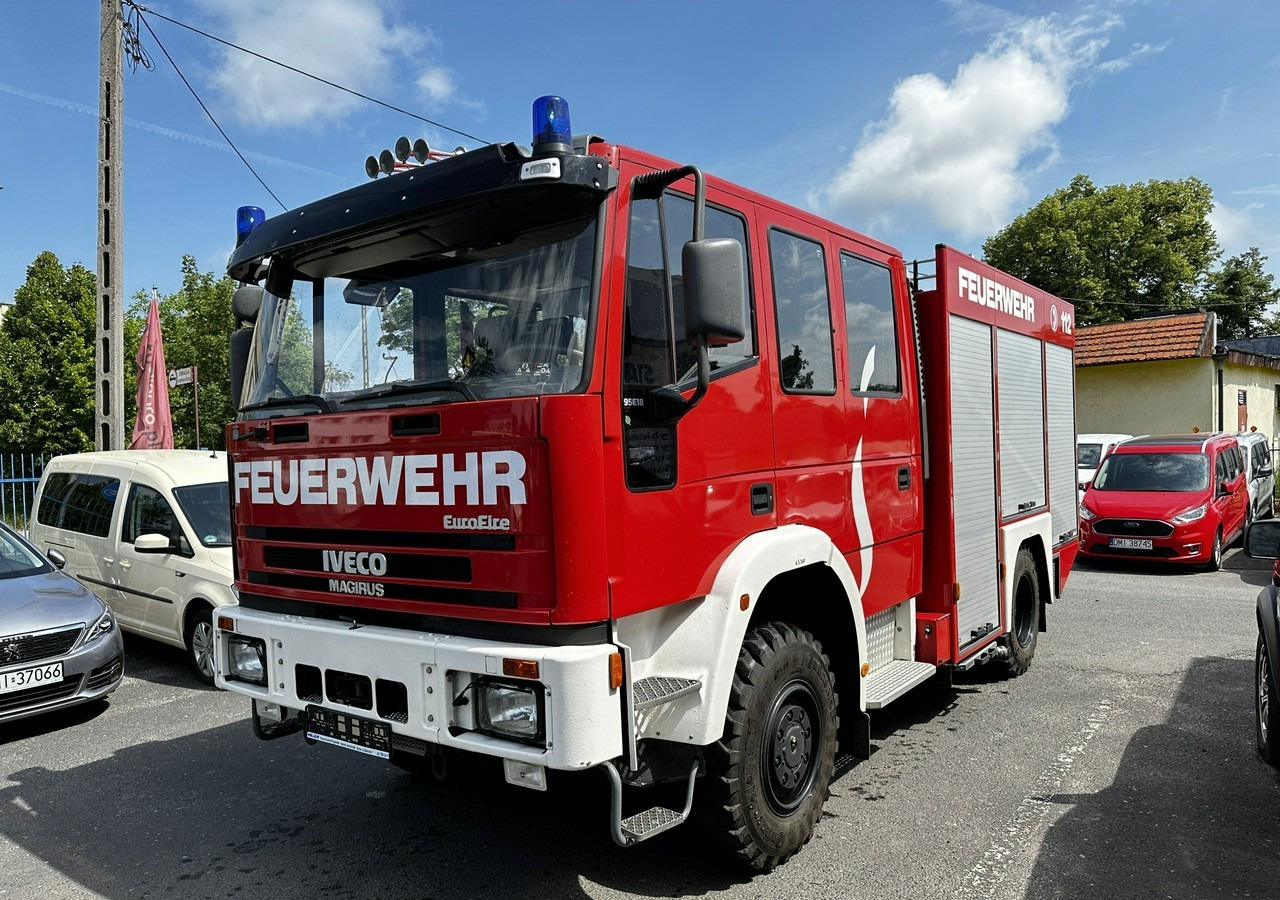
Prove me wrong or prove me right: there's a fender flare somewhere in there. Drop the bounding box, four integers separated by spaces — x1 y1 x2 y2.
616 524 867 748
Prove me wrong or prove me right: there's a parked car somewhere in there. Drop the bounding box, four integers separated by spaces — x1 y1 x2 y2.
1242 519 1280 766
29 451 234 685
1236 430 1274 522
1078 432 1247 571
1077 433 1132 498
0 520 123 723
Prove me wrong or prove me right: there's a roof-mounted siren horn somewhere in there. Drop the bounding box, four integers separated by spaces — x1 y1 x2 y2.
395 136 413 164
532 95 573 155
365 155 380 179
378 149 396 176
412 138 431 163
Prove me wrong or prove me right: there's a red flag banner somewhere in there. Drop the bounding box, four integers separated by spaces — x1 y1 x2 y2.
129 294 174 449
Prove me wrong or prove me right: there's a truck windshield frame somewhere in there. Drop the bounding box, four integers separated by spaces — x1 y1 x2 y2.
239 203 603 415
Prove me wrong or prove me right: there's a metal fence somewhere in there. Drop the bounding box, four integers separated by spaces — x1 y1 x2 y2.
0 453 48 532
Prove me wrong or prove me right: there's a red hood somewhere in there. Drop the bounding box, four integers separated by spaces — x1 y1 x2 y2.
1082 488 1208 520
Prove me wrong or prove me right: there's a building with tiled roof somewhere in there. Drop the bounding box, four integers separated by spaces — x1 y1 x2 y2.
1075 312 1280 438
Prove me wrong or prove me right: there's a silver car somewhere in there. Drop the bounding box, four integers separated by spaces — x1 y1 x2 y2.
0 522 123 723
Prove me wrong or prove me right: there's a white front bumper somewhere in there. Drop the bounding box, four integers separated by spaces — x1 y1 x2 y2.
215 606 623 770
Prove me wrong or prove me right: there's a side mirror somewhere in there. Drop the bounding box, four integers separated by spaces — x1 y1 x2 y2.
134 533 175 554
232 284 264 324
1245 519 1280 558
1258 465 1274 479
682 238 745 347
230 327 254 413
47 548 66 569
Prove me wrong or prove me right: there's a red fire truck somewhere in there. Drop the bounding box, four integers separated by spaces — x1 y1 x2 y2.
216 96 1078 869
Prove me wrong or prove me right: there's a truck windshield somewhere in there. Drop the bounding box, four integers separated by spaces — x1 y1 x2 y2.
240 212 597 412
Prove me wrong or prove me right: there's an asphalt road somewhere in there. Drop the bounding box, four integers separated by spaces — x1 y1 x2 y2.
2 549 1278 900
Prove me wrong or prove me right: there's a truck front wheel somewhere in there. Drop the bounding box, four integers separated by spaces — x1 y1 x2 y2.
700 623 838 871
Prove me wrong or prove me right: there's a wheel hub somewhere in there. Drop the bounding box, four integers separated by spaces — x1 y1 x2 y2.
762 681 821 815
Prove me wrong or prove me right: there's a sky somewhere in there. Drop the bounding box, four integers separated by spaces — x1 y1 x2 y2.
1 0 1278 310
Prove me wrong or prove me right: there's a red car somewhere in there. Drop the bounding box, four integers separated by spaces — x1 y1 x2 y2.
1078 433 1248 571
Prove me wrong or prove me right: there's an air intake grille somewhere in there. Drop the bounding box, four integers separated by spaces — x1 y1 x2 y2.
1093 519 1174 537
0 625 83 666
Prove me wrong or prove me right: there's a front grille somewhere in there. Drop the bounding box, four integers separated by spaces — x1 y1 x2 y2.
262 546 471 583
248 571 516 609
0 625 84 667
0 675 79 714
245 525 514 552
1093 519 1174 537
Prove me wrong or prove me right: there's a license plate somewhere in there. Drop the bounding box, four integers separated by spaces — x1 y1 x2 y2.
0 661 64 694
305 705 391 759
1110 537 1153 550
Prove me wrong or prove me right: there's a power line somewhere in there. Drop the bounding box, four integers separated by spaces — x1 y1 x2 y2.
126 1 489 145
133 11 288 211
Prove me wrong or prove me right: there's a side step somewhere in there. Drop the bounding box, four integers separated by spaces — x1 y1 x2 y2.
632 676 700 711
603 759 700 846
864 659 936 709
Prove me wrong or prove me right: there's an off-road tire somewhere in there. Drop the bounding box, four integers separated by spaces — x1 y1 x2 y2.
1002 547 1040 676
699 622 838 871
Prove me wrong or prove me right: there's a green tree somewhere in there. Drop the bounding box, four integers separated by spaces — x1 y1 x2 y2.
1203 248 1280 340
0 252 98 454
983 175 1220 325
126 256 236 450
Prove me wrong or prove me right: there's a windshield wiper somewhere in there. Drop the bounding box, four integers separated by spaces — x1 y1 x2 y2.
239 393 332 414
348 380 477 404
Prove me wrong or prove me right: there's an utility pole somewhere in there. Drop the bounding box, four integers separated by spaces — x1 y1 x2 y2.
97 0 125 449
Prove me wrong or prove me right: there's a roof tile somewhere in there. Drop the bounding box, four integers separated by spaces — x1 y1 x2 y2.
1075 313 1211 366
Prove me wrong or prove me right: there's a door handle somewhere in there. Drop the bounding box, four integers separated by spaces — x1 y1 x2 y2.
119 559 131 570
897 467 911 491
102 556 114 566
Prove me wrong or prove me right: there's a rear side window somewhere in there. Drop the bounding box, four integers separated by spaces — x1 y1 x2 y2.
841 252 900 394
37 472 119 538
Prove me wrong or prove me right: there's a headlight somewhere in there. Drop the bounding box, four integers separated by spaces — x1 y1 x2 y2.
227 635 267 685
477 678 545 744
75 607 117 650
1172 504 1208 525
1078 504 1097 521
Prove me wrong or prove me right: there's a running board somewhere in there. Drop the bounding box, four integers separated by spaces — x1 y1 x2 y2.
632 676 700 711
603 759 700 846
864 660 937 709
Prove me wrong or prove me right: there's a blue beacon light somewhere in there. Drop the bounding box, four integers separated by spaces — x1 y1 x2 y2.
532 96 572 153
236 206 266 247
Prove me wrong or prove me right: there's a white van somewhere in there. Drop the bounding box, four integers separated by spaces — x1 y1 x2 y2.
1237 430 1275 522
1077 433 1132 498
30 450 234 684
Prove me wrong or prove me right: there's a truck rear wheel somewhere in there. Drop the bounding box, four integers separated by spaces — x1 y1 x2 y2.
1003 548 1040 676
700 622 838 870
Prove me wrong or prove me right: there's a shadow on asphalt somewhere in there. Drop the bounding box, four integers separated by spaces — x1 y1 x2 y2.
0 714 753 899
1024 656 1280 900
1076 546 1275 588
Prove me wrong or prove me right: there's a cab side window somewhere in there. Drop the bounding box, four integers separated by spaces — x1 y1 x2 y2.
770 230 834 394
37 473 119 538
123 484 191 556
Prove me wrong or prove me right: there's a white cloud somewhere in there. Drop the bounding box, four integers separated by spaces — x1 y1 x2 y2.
198 0 460 129
811 11 1129 237
1210 201 1280 261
